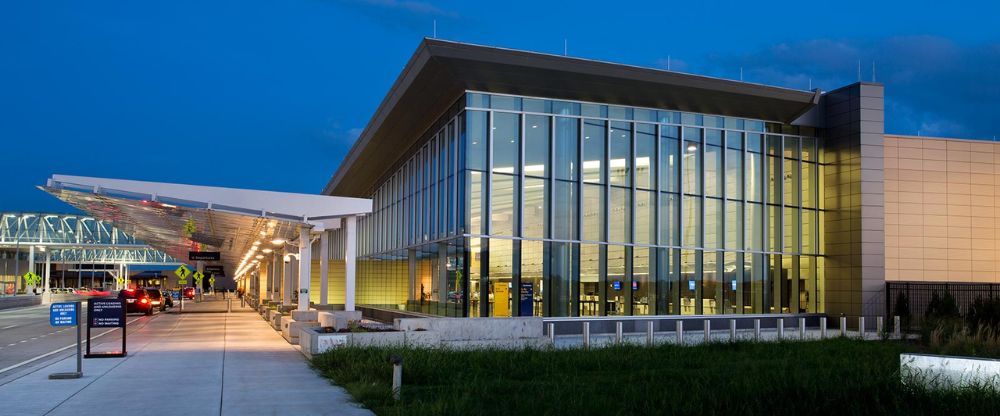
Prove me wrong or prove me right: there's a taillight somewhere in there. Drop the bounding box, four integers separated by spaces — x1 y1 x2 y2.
140 298 149 304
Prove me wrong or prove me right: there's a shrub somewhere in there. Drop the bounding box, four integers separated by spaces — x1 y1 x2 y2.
966 296 1000 331
922 291 962 343
892 290 911 330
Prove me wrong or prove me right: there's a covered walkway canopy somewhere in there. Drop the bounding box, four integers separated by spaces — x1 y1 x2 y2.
41 174 372 311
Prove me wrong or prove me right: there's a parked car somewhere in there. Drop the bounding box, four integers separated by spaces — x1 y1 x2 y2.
183 287 196 300
117 288 154 315
144 288 168 311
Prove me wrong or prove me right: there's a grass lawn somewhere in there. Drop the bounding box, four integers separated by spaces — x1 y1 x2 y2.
311 339 1000 415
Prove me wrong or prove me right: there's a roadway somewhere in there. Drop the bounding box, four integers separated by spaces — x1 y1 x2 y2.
0 302 159 384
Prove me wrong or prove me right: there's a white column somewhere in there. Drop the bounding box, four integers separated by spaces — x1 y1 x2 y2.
44 250 51 292
28 245 35 293
320 231 329 306
345 216 357 312
270 252 278 301
282 251 292 306
196 261 204 296
297 226 312 311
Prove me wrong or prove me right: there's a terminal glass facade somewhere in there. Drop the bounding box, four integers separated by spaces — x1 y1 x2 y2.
355 92 823 317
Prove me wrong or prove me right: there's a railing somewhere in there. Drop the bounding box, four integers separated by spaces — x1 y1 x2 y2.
886 282 1000 328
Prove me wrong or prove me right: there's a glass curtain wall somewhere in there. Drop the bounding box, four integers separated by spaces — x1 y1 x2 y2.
356 91 822 317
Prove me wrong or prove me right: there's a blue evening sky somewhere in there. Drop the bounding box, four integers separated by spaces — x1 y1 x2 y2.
2 0 998 213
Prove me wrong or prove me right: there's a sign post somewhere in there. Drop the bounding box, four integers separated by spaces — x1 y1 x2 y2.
175 265 191 312
48 302 82 379
85 298 127 358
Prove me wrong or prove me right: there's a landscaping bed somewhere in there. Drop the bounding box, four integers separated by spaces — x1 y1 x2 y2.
311 338 1000 415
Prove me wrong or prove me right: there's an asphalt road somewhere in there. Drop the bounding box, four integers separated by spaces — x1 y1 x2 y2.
0 302 159 383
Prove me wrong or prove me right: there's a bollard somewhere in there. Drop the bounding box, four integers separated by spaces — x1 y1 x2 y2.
799 317 806 340
840 316 847 337
820 316 827 339
754 319 761 341
227 299 232 313
547 323 556 344
646 321 654 347
858 317 866 340
876 316 884 338
241 296 245 308
583 322 591 349
777 318 784 340
704 319 711 344
729 319 737 342
615 321 623 345
893 316 901 339
676 320 684 344
389 355 403 401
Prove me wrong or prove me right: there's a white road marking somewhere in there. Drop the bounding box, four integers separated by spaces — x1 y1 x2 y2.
2 325 17 330
0 316 146 375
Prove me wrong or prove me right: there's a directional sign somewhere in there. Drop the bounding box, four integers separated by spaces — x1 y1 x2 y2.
174 265 191 280
50 302 78 326
193 271 205 282
189 251 221 261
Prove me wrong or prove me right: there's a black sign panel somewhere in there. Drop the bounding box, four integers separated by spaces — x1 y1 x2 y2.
88 299 125 328
189 251 221 261
204 265 225 274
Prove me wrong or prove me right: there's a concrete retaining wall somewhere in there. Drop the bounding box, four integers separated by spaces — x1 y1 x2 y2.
901 353 1000 388
0 295 41 310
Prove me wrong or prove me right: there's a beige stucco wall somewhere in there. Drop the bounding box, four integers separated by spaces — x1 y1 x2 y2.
884 134 1000 282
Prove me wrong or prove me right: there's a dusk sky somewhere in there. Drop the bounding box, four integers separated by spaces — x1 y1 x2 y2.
2 0 998 213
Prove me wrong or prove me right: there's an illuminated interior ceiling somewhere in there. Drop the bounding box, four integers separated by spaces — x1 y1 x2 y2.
41 175 372 278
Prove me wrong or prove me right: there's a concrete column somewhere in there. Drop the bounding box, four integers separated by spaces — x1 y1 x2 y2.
28 245 35 293
297 226 312 312
320 231 329 306
196 261 204 295
345 216 357 312
270 252 278 301
282 251 292 306
44 250 51 292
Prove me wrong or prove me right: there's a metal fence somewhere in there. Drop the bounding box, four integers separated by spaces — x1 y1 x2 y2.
885 282 1000 327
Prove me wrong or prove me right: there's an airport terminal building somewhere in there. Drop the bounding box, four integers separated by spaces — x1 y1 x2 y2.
46 39 1000 322
323 39 887 319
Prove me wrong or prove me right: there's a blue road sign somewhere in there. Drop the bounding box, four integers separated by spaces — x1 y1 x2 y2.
50 302 78 326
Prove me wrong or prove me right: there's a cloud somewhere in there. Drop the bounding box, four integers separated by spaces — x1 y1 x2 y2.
679 36 1000 140
330 0 459 33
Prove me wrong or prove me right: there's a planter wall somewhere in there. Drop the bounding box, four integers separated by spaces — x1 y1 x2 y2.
901 353 1000 389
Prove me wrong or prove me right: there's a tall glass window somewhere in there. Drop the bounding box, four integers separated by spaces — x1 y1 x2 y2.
607 245 626 315
488 238 513 317
682 196 702 247
579 244 602 316
521 240 544 316
610 121 632 186
549 242 576 317
582 184 605 241
583 119 606 183
633 247 653 315
609 187 631 243
491 173 518 236
492 112 520 174
552 180 577 240
704 198 722 249
525 115 550 178
660 126 680 193
659 192 679 246
635 190 655 245
466 111 488 171
725 200 742 249
523 178 547 238
636 123 656 189
705 132 723 198
554 117 578 181
683 128 702 195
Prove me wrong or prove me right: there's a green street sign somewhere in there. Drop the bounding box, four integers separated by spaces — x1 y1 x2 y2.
174 265 191 279
193 271 204 282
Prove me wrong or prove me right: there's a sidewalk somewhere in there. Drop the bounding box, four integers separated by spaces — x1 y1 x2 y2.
0 300 372 416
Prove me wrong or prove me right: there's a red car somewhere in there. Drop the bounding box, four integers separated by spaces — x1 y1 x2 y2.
118 288 154 315
183 287 196 299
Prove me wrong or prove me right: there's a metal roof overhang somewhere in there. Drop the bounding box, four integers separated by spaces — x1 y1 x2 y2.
324 38 821 197
41 175 372 279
